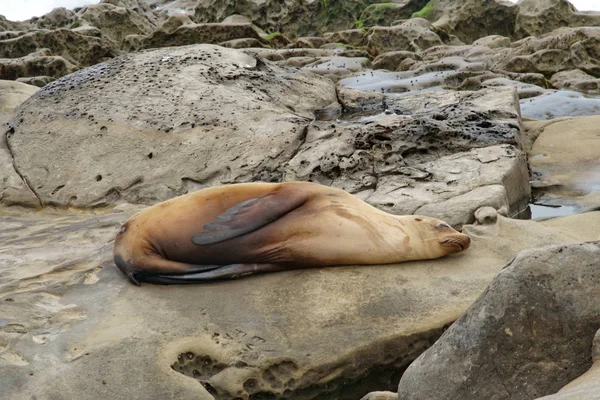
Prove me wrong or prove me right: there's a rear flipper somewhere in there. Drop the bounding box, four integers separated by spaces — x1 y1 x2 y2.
141 263 289 285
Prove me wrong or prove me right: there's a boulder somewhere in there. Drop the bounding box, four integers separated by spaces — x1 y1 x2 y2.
33 7 76 29
367 19 443 55
324 29 368 47
372 50 420 71
472 35 511 49
398 240 600 400
15 76 54 87
6 44 337 207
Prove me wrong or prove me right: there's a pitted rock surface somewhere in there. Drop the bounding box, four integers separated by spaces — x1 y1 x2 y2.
7 44 337 207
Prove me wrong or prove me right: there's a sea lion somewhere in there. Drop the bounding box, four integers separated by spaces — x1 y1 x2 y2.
113 181 470 285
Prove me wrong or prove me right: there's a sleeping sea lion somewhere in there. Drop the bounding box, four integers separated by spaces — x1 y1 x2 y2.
113 181 470 285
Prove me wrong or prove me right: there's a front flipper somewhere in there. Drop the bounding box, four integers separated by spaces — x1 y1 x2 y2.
191 187 309 245
143 263 290 285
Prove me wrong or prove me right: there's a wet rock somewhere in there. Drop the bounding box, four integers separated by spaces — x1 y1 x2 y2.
6 44 337 207
0 28 116 67
367 19 443 56
398 241 600 400
550 69 600 92
527 116 600 212
515 0 600 39
520 90 600 120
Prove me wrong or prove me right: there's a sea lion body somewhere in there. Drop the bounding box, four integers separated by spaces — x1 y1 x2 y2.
113 182 470 285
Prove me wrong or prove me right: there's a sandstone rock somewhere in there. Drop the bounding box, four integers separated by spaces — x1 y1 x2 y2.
0 81 40 207
33 7 76 29
75 2 159 44
355 1 425 29
0 51 78 80
0 28 116 67
336 86 386 114
2 206 599 399
398 241 600 400
361 391 399 400
337 49 371 58
158 13 194 34
324 29 368 47
515 0 600 39
472 35 511 49
367 19 443 55
372 51 420 71
278 48 334 59
527 116 600 212
7 44 337 207
288 36 328 49
429 0 518 44
15 76 54 87
243 48 285 62
131 23 263 51
219 38 264 49
302 56 371 77
550 69 600 92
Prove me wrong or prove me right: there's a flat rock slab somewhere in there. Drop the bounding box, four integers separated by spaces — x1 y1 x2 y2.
2 207 599 400
397 238 600 400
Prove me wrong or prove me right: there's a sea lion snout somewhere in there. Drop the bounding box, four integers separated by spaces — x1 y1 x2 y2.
439 234 471 253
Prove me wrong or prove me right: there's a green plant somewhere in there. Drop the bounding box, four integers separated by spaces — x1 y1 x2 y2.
411 0 435 19
354 3 396 29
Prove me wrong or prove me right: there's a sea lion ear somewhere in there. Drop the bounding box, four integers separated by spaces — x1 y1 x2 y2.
191 188 309 245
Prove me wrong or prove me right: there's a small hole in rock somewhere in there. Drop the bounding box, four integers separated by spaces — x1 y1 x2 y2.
95 175 102 182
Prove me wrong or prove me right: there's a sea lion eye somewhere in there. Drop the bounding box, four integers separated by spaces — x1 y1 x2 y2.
120 226 127 233
436 223 451 230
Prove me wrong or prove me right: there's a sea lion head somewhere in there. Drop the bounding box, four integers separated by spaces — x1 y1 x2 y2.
410 215 471 257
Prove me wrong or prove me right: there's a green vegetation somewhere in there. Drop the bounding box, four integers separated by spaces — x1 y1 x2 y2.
354 3 396 30
411 0 435 19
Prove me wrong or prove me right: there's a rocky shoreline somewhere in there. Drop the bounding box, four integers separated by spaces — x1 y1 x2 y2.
1 0 599 399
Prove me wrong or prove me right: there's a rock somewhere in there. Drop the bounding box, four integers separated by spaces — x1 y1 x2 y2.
15 76 54 87
6 44 337 207
286 87 530 219
474 206 499 225
33 7 76 29
158 14 194 34
2 206 599 399
361 391 399 400
355 2 423 29
415 185 509 229
527 116 600 212
367 19 444 56
0 80 40 207
301 56 371 77
472 35 511 49
372 51 420 71
219 38 264 49
324 29 368 47
550 69 600 92
515 0 600 39
520 90 600 120
398 241 600 400
75 2 159 44
0 50 78 80
337 86 386 114
288 36 328 49
0 28 116 67
129 23 263 51
429 0 518 44
536 329 600 400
